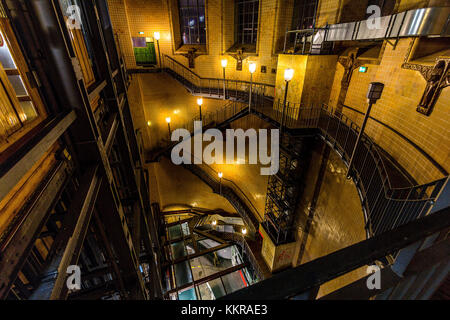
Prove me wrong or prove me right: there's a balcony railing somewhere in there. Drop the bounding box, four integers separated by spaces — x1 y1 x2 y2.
156 57 448 239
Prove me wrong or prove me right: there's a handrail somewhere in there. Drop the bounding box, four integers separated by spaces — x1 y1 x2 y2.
341 104 448 179
204 229 265 282
163 54 275 87
159 56 448 237
187 152 262 222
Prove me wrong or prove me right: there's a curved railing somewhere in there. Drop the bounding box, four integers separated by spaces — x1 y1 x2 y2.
156 58 448 238
205 229 265 282
181 156 261 233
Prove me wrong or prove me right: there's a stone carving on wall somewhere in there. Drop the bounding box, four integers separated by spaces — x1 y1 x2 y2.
339 53 363 88
181 48 200 68
402 58 450 116
230 49 246 71
336 49 373 113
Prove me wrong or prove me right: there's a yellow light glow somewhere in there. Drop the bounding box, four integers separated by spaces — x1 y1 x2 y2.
212 220 217 226
154 31 160 40
284 68 294 81
197 97 203 106
242 228 247 235
221 59 228 68
249 62 256 74
218 172 223 178
174 110 179 114
165 117 171 123
147 121 151 126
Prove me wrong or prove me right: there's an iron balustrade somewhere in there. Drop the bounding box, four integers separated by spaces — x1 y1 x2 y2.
162 54 275 101
181 155 262 232
206 229 265 282
157 58 448 239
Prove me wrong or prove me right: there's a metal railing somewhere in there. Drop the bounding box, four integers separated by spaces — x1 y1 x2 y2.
205 229 265 282
162 54 275 101
159 56 448 238
182 158 261 232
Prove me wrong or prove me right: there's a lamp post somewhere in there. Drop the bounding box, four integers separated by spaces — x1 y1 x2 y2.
281 68 294 135
347 82 384 178
248 62 256 113
197 97 203 121
221 59 227 100
154 32 161 68
218 172 223 195
241 228 247 235
166 117 171 138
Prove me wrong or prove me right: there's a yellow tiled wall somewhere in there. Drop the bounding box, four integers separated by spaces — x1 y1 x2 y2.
107 0 286 85
328 38 450 184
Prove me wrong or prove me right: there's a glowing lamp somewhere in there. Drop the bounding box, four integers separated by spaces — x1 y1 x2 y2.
154 32 160 40
284 68 294 81
249 62 256 74
221 59 228 68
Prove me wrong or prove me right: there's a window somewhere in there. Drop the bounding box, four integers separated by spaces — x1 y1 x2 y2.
0 18 45 149
59 0 96 88
291 0 318 30
178 0 206 45
235 0 259 45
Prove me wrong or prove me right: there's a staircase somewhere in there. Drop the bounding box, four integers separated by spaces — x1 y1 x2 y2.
146 58 447 239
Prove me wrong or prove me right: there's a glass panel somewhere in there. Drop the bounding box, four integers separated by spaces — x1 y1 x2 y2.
0 32 16 69
185 238 196 255
174 260 193 287
178 0 206 44
231 245 243 265
197 238 221 250
181 222 190 236
171 241 187 259
221 269 248 294
189 246 236 281
178 286 197 300
168 224 182 240
197 278 226 300
242 267 257 285
7 75 28 96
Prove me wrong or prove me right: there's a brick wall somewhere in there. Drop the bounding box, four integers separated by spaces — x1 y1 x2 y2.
328 38 449 184
107 0 289 85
